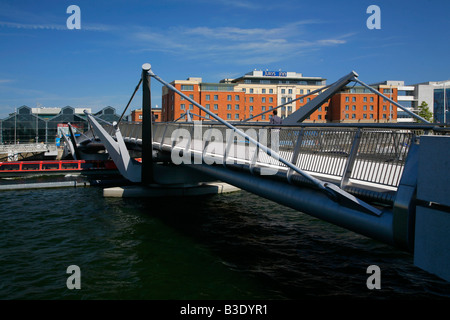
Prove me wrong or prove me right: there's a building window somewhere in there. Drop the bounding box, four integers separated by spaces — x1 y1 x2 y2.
139 115 143 120
352 105 356 111
300 98 303 103
300 89 304 94
370 114 374 119
227 104 231 110
383 114 387 119
262 89 266 94
189 94 194 100
269 97 273 103
235 104 239 110
370 105 374 111
181 85 194 91
227 95 232 101
181 104 185 110
345 114 349 119
281 97 286 104
262 106 266 111
250 89 254 93
235 95 239 101
235 114 239 119
262 97 266 103
249 97 254 102
352 97 356 102
345 105 349 111
189 104 193 110
288 89 292 94
345 97 349 102
383 105 387 111
363 114 367 119
214 95 218 101
249 106 253 111
318 115 322 120
363 97 367 102
205 95 210 101
262 115 266 120
352 114 356 119
288 106 292 112
206 104 210 109
269 89 273 94
370 97 374 102
363 105 367 111
214 104 218 110
307 98 311 102
307 89 311 94
281 89 285 94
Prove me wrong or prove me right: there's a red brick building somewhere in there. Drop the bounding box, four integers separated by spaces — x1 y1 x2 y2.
131 108 162 122
329 85 398 122
161 71 397 123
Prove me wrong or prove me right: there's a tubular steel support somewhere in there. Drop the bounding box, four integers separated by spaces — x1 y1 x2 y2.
117 78 142 125
340 129 362 189
84 111 141 182
188 163 394 245
67 123 81 160
283 71 359 125
141 63 154 185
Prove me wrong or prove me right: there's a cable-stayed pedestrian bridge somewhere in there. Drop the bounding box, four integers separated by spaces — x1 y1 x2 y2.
65 64 450 282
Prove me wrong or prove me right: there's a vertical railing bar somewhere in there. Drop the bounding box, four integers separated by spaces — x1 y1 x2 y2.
340 128 362 189
370 131 381 183
159 123 168 150
249 129 260 175
287 128 304 183
386 131 397 186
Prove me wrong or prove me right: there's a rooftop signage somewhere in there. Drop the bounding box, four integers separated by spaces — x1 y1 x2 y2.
262 71 287 77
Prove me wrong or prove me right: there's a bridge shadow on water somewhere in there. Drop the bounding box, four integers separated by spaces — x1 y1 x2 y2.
120 189 450 300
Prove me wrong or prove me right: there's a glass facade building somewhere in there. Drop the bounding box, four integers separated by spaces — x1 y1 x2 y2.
0 106 120 144
434 87 450 124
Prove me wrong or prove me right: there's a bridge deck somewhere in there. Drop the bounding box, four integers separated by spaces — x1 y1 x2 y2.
112 122 422 199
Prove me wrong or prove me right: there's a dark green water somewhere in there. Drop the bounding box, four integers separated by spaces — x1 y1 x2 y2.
1 183 449 300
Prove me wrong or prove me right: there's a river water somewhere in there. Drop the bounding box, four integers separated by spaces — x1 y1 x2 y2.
0 176 449 300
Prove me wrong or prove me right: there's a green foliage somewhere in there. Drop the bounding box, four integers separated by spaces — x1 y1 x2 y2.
416 101 433 123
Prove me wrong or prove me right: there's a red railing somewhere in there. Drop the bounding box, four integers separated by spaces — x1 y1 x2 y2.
0 160 118 173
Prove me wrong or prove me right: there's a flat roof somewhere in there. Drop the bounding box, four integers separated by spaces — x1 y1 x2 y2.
232 70 325 81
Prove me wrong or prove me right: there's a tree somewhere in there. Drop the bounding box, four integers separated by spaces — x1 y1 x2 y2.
416 101 433 123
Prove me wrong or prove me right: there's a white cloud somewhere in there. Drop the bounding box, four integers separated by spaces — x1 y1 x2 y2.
130 21 350 65
0 20 115 32
317 39 347 45
0 21 67 31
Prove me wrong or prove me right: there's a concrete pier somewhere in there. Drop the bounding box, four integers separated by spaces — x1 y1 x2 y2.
103 182 240 198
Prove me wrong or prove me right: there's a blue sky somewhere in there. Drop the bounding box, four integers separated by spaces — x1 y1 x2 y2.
0 0 448 118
